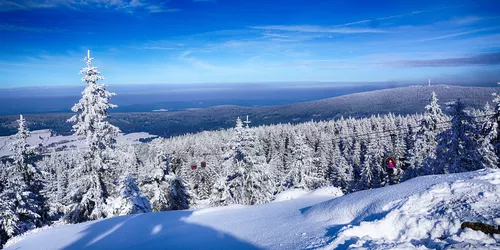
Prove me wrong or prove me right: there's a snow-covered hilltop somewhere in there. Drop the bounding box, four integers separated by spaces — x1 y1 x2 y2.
5 169 499 250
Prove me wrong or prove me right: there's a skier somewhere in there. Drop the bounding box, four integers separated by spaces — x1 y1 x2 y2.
385 157 402 185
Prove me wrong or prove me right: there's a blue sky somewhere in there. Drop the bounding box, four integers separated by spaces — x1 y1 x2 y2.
1 0 500 88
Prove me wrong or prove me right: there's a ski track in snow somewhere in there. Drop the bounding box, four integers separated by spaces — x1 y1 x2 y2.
5 169 500 250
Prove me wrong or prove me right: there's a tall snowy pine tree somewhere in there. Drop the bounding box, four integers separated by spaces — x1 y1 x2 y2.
210 117 275 206
66 50 120 223
0 115 46 247
405 91 448 179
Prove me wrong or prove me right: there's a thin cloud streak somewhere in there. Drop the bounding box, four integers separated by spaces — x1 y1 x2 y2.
417 27 499 42
0 23 62 33
250 25 387 34
335 10 423 27
0 0 177 13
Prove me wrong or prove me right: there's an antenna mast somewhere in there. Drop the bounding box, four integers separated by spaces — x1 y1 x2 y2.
243 115 251 128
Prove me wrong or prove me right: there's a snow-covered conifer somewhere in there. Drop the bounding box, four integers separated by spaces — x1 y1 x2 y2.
11 115 38 185
2 116 47 238
0 166 45 247
210 117 275 206
66 50 120 223
107 173 152 216
434 99 484 173
329 141 353 192
405 91 448 179
283 132 324 190
361 117 386 188
68 50 120 154
479 89 500 168
142 143 191 211
0 191 19 247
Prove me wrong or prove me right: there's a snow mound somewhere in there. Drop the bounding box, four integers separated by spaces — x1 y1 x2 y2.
326 170 500 249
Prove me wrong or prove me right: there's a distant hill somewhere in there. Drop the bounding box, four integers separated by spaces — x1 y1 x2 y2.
0 85 497 137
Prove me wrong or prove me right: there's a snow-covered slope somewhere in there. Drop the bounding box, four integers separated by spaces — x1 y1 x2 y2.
0 130 157 157
5 169 500 250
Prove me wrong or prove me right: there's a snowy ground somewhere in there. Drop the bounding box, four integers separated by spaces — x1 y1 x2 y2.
5 169 500 250
0 130 157 157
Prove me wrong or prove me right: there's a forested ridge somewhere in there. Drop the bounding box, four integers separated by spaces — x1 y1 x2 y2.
0 85 496 137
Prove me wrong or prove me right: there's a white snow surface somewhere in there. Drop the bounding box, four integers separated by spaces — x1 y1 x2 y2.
5 169 500 250
273 187 343 202
273 188 310 202
0 129 157 157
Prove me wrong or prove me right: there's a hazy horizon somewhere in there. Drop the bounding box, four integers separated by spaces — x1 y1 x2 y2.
0 82 498 116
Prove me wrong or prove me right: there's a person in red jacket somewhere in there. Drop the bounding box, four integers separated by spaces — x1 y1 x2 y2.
385 157 402 185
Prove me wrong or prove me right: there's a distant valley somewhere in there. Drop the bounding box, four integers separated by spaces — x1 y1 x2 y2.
0 85 498 137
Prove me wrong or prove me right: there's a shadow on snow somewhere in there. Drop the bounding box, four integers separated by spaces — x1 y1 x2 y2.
62 210 262 250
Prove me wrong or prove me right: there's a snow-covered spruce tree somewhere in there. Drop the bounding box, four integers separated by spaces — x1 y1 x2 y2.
107 172 152 216
283 132 324 190
0 190 18 247
0 166 45 248
239 126 275 205
11 115 39 186
210 117 275 206
361 117 386 189
405 91 448 179
38 151 81 219
0 163 7 193
118 145 141 178
210 117 244 206
66 50 120 223
141 141 190 212
328 140 353 193
434 99 484 174
479 89 500 168
0 115 47 242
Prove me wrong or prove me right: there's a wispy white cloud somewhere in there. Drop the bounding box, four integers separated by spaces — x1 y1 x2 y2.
179 50 223 71
437 16 500 26
0 23 61 33
446 16 483 26
0 0 178 13
417 27 499 42
334 10 423 27
250 25 386 34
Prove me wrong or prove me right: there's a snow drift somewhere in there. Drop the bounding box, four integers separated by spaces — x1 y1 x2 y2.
5 169 500 250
